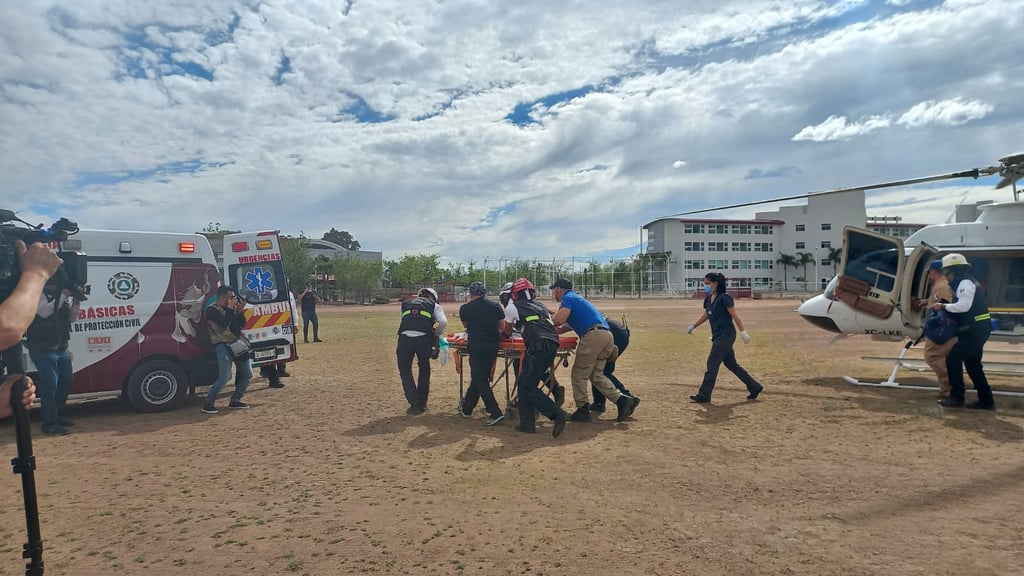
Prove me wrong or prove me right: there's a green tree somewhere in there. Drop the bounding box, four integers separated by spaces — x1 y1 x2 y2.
279 235 312 292
332 254 383 303
322 228 361 251
197 222 241 239
796 252 815 290
775 253 798 290
828 247 843 277
384 254 442 289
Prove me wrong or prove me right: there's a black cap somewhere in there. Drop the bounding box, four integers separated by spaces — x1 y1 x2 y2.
549 278 572 290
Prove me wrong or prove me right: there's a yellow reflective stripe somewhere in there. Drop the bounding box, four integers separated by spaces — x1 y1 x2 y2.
525 315 539 322
402 310 411 317
419 310 433 318
974 313 991 322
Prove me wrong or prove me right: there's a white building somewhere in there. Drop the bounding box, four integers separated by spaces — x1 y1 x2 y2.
644 190 868 293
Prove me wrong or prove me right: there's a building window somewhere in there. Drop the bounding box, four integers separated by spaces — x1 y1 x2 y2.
821 223 832 231
684 259 703 270
731 242 751 252
795 224 805 232
707 259 728 269
754 260 773 270
795 242 805 250
708 242 728 252
820 240 831 248
731 224 751 234
754 242 773 252
731 260 751 270
821 259 831 266
708 224 728 234
753 225 773 235
683 223 705 234
684 241 704 252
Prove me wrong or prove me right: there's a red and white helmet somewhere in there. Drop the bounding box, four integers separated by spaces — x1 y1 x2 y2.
511 278 535 301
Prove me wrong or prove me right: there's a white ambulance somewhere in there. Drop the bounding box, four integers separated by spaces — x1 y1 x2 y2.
221 231 298 367
26 230 221 412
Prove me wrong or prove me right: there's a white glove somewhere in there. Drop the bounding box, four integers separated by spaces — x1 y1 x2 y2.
740 330 750 344
686 324 696 335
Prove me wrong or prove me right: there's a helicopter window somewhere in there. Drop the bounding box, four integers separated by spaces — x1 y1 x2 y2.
824 276 839 299
844 231 900 293
1006 258 1024 305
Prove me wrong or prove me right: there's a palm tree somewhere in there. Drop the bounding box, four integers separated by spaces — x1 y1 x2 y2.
775 253 798 290
828 247 843 277
797 252 815 290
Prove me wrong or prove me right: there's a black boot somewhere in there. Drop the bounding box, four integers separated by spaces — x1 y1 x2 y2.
616 395 637 422
569 406 591 422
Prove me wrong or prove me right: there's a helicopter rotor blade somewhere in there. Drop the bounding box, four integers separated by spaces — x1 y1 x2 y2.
994 151 1024 190
674 166 1000 216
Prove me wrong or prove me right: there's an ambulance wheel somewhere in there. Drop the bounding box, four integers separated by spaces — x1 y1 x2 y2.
126 359 188 413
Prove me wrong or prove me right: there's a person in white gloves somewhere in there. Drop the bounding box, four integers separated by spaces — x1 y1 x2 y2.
685 272 764 403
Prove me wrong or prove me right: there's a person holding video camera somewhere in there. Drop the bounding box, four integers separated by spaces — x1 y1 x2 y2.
202 286 253 414
0 240 57 420
24 281 85 435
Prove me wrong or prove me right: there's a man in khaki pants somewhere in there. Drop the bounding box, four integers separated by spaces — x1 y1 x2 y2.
918 260 957 398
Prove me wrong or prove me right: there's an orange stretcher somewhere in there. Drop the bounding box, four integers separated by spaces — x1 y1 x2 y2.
447 334 578 421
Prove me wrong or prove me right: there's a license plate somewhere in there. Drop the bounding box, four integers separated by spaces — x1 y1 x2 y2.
253 349 276 361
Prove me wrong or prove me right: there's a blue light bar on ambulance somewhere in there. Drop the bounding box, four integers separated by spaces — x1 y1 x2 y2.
231 241 249 252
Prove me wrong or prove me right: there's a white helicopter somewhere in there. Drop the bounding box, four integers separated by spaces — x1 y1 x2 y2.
795 151 1024 346
684 152 1024 392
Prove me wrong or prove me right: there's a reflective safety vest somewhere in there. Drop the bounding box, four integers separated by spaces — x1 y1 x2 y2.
399 297 436 334
513 299 560 349
949 273 991 336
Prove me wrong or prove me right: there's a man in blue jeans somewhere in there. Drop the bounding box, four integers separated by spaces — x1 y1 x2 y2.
26 284 83 435
202 286 252 414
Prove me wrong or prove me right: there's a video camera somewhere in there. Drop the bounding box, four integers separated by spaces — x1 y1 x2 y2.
0 209 89 302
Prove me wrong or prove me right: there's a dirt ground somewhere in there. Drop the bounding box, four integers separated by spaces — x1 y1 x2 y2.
0 298 1022 576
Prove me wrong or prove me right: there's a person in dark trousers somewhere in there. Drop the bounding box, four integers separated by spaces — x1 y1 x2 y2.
25 283 84 435
203 286 253 413
299 281 323 343
500 278 568 437
686 272 763 403
931 253 995 410
457 281 505 425
499 282 565 407
397 288 447 414
589 316 635 413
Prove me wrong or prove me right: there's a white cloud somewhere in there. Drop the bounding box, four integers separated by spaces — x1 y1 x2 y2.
897 97 994 128
1 0 1022 263
792 114 892 142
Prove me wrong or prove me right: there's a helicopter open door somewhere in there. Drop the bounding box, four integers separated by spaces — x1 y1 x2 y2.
898 241 940 335
835 227 905 320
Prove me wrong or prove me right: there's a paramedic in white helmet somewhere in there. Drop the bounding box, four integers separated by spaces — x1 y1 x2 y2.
930 253 994 410
396 287 447 414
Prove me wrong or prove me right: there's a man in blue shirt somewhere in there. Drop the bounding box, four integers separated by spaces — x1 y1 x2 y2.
549 279 639 423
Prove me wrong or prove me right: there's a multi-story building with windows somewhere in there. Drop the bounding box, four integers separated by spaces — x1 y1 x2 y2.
645 190 879 292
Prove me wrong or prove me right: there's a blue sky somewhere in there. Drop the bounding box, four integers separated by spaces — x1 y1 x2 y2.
2 0 1022 263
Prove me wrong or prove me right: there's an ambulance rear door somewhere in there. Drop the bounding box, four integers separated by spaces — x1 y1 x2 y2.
223 231 297 365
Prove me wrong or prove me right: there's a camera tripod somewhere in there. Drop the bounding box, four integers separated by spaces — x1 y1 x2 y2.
3 343 45 575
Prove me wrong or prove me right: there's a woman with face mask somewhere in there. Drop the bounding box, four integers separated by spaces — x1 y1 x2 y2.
684 273 764 403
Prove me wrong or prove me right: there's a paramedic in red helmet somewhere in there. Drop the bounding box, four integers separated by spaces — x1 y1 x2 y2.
499 278 569 437
397 287 447 414
930 253 994 410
